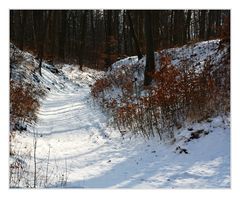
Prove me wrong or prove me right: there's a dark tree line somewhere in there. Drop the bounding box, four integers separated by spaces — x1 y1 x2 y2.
10 10 229 72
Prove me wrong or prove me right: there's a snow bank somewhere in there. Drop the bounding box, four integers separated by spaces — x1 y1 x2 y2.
109 39 228 86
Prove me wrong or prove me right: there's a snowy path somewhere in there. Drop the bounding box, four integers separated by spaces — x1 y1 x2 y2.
16 66 230 188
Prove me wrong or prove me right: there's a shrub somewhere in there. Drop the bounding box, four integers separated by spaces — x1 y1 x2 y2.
91 41 230 141
10 81 40 131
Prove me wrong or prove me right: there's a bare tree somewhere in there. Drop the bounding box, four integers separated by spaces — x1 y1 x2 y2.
32 11 51 76
127 11 143 60
144 11 155 86
79 11 88 70
199 10 207 40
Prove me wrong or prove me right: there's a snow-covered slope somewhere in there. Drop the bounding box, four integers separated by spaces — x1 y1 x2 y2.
11 42 230 188
111 39 227 72
109 39 229 97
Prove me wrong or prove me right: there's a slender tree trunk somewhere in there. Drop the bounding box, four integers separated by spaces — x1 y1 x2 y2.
127 11 143 60
90 11 96 62
123 11 128 55
193 11 198 40
104 10 113 68
137 11 144 50
58 11 67 61
144 11 155 86
207 10 213 39
19 11 27 50
173 10 185 45
49 11 56 61
185 10 192 41
33 11 51 76
169 11 174 45
33 11 44 75
79 11 88 70
215 10 222 37
199 10 206 40
114 11 121 56
10 11 15 43
152 11 160 50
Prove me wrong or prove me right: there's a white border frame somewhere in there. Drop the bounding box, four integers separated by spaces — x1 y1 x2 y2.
1 1 239 197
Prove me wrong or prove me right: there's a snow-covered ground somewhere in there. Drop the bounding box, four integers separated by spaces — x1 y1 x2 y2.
12 64 230 188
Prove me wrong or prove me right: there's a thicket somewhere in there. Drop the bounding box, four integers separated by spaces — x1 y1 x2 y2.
91 41 230 140
10 81 40 129
10 45 44 132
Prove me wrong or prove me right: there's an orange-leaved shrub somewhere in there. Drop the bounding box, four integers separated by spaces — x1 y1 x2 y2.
10 80 40 131
91 47 230 140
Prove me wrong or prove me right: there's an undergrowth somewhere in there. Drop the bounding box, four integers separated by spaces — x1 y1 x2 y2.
91 39 230 141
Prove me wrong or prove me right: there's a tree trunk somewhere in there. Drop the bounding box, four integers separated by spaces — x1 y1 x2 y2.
199 10 206 40
19 11 27 50
123 11 128 55
58 11 67 61
215 10 222 37
185 10 192 41
32 11 51 76
127 11 143 60
79 11 88 70
114 11 121 56
49 11 56 61
173 10 185 45
144 11 155 86
90 11 96 59
169 11 174 45
104 10 113 68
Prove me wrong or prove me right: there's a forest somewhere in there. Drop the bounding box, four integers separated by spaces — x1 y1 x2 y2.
9 10 230 188
10 10 229 69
